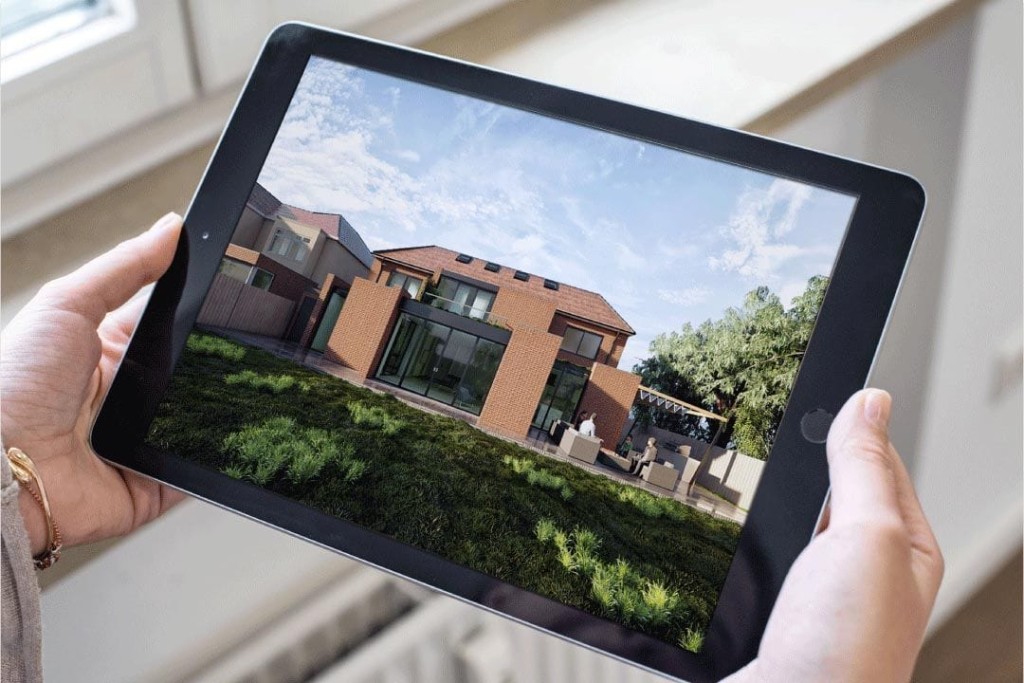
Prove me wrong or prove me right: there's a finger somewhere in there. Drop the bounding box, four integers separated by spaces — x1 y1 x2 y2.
888 438 945 595
825 389 903 529
38 213 182 326
100 286 153 343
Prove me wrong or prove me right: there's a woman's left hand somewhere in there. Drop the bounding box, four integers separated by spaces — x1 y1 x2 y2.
1 213 187 555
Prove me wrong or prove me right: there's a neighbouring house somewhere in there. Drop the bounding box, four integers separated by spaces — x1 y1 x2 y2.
318 245 643 444
212 183 373 347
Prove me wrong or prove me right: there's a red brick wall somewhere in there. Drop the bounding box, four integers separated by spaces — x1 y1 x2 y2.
376 262 434 296
323 277 402 379
578 364 641 446
477 327 561 439
490 288 557 332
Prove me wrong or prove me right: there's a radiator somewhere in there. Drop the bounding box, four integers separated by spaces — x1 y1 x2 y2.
188 567 666 683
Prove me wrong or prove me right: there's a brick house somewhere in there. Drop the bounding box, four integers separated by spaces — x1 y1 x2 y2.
218 183 374 348
319 245 642 444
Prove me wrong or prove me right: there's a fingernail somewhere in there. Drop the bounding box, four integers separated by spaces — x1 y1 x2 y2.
150 212 182 233
863 389 891 428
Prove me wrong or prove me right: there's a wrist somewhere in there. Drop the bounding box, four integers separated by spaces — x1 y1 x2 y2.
17 482 49 556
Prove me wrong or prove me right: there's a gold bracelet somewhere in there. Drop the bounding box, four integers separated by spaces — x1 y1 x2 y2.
5 447 62 570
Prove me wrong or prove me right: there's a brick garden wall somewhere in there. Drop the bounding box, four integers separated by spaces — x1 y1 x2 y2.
477 327 562 439
323 277 402 379
578 363 641 447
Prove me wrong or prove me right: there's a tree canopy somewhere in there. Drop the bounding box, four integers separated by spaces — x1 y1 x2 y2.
633 276 828 460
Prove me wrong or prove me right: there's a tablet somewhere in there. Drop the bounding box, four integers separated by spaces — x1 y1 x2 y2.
92 23 924 682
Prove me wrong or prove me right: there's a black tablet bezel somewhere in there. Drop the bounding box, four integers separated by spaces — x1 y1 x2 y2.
92 23 924 683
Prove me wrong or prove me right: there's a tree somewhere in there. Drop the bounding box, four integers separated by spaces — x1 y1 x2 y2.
634 275 829 461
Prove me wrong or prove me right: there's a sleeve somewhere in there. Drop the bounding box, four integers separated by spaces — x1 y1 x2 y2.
2 448 44 683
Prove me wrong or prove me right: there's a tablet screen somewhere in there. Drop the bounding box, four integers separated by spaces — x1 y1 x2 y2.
145 55 857 653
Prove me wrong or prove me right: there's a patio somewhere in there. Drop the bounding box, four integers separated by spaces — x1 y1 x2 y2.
206 327 746 524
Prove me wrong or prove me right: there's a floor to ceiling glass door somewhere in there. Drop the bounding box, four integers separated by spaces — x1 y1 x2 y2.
398 319 451 396
532 361 589 431
310 291 346 352
376 313 506 415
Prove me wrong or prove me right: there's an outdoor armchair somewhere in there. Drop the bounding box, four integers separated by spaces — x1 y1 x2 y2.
559 428 602 465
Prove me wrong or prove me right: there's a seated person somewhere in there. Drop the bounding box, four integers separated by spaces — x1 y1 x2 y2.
617 435 634 457
579 413 597 437
630 437 658 475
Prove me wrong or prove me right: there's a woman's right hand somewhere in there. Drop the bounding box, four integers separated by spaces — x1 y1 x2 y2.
724 389 944 683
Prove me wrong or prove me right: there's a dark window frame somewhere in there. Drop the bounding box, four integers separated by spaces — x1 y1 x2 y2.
386 270 424 298
560 325 603 360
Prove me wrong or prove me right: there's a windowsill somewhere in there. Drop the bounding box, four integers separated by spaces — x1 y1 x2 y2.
1 2 137 85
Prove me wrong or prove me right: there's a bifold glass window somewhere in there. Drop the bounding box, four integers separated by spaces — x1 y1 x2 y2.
560 325 603 360
386 271 424 298
217 257 274 291
268 229 310 262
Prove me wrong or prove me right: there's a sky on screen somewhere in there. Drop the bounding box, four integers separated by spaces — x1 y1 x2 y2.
258 57 857 369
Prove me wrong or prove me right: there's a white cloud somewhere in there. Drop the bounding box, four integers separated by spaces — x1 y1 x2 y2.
614 241 646 270
656 286 711 307
777 280 808 307
708 178 813 280
394 149 420 162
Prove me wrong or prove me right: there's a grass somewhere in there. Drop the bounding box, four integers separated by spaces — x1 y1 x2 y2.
502 455 574 501
222 416 366 485
225 370 297 394
147 330 741 651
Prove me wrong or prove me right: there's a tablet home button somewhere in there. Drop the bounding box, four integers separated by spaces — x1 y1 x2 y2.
800 409 833 444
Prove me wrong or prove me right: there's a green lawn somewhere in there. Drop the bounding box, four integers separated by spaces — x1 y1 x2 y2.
147 331 741 651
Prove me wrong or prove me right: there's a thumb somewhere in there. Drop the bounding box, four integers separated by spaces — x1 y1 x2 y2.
825 389 902 528
37 213 183 325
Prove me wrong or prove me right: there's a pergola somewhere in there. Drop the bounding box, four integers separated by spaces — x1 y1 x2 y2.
634 386 728 424
630 386 729 495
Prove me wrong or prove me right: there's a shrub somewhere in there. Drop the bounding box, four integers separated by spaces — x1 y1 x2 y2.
347 401 406 436
501 455 534 475
225 370 297 394
186 333 246 361
679 628 704 653
222 417 366 486
535 518 557 543
535 522 687 631
505 456 574 500
617 486 667 518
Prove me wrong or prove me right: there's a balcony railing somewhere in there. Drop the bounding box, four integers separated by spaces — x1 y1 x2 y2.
420 292 509 330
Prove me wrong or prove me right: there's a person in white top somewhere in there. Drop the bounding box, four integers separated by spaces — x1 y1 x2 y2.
578 413 597 437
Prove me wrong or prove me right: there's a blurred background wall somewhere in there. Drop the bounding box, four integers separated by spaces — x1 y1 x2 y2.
2 0 1021 681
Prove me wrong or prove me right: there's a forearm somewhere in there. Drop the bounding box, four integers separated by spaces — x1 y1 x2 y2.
2 448 44 682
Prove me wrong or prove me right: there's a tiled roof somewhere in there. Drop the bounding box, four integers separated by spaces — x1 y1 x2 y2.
247 183 373 269
247 182 282 217
375 245 635 335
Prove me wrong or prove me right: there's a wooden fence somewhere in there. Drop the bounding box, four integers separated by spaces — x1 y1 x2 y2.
196 273 296 338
